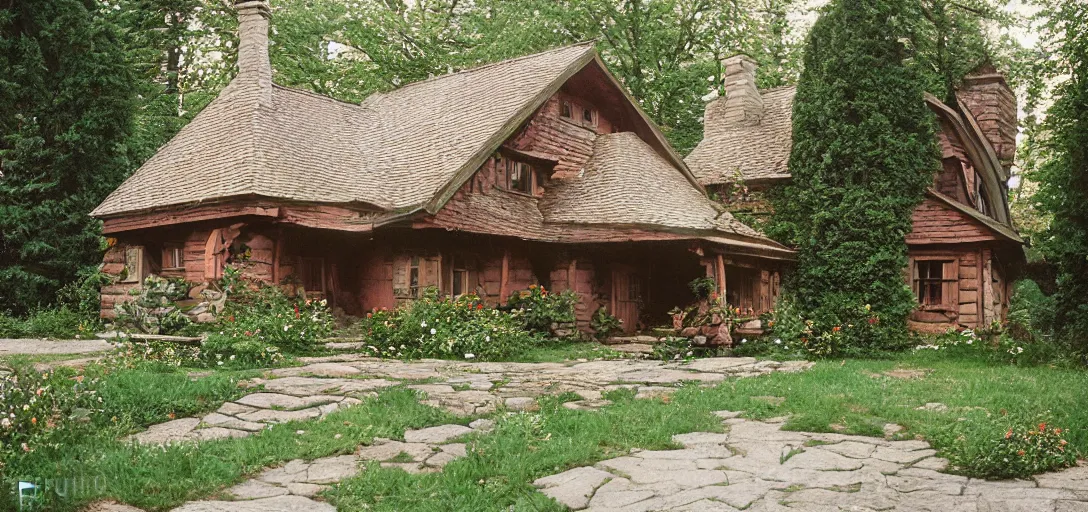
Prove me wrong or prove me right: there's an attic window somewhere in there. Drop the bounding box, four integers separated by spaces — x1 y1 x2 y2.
506 159 535 195
561 101 573 119
975 175 990 217
582 107 596 126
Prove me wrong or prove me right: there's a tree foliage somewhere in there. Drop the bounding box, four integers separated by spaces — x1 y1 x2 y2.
1030 0 1088 352
770 0 940 352
0 0 137 314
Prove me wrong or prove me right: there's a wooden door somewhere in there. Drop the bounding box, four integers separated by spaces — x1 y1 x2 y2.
612 266 642 334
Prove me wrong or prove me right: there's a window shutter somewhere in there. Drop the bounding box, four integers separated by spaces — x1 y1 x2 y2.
392 255 409 298
421 256 441 290
942 260 959 308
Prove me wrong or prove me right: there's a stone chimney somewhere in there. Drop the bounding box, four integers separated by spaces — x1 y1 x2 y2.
957 63 1017 170
719 54 764 126
235 0 273 105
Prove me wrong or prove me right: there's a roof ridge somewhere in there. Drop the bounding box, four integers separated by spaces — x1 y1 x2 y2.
387 41 596 93
271 83 369 110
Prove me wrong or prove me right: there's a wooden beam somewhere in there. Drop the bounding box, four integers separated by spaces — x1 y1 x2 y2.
499 249 511 304
203 229 222 282
272 231 283 285
716 254 727 299
102 205 278 234
567 258 577 292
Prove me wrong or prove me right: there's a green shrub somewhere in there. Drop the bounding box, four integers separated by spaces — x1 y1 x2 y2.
768 0 939 355
590 307 622 341
505 285 578 335
950 419 1079 479
114 276 193 335
0 307 97 340
1006 280 1056 343
353 289 540 361
652 337 695 362
687 277 717 301
218 281 334 354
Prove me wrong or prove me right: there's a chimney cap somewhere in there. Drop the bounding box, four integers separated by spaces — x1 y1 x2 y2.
235 0 271 16
722 54 759 66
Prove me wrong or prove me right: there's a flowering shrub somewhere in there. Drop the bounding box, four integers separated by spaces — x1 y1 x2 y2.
506 285 578 335
952 419 1079 479
218 283 334 354
0 366 101 471
106 340 203 369
354 289 540 361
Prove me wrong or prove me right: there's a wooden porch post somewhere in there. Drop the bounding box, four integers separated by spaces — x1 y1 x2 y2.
715 254 727 299
499 249 511 304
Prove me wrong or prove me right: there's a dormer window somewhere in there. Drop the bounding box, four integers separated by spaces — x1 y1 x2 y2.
507 159 534 195
582 107 596 126
561 101 573 119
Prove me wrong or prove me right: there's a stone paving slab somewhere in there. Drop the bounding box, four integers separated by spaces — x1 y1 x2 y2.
533 412 1088 511
0 339 118 355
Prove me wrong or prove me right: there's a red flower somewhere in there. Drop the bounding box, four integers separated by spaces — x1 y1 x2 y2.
868 316 879 325
366 313 373 319
477 304 484 310
1005 429 1013 439
1039 422 1047 432
832 326 841 332
294 304 300 319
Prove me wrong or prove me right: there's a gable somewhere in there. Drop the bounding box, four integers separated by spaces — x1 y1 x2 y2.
907 192 1021 245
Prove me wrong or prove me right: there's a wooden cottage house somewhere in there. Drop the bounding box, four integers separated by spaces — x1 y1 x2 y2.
686 55 1024 332
92 0 793 335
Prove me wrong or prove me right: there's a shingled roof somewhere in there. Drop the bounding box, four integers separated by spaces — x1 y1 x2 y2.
93 42 599 217
542 132 765 239
685 86 795 185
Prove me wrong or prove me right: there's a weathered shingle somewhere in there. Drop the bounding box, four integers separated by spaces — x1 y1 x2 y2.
92 43 596 217
685 86 795 185
542 132 769 240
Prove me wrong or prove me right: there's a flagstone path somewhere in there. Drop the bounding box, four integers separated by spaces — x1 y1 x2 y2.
535 413 1088 511
96 355 1088 511
128 355 813 445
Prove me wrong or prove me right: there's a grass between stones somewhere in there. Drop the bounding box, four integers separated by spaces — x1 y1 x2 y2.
8 388 458 511
7 350 1086 511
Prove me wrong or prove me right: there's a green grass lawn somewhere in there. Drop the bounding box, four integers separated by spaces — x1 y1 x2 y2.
4 349 1085 511
325 352 1088 511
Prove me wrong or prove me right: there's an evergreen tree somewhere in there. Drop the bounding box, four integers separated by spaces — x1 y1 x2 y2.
1032 0 1088 353
770 0 940 353
0 0 137 314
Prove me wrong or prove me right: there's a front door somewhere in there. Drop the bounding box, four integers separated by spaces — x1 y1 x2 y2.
612 266 643 333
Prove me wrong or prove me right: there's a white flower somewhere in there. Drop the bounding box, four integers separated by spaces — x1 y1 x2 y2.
464 353 475 359
421 321 427 328
229 355 236 361
741 339 747 344
430 328 437 335
217 361 224 366
774 338 782 344
485 335 490 342
283 325 290 332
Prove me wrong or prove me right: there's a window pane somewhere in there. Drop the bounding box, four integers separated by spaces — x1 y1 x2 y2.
509 162 532 193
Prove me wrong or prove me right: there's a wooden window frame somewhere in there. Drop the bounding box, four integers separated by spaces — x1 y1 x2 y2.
448 256 469 298
408 256 421 298
120 246 144 283
298 256 326 294
506 159 535 196
581 106 597 127
911 255 959 311
162 243 184 270
560 100 573 119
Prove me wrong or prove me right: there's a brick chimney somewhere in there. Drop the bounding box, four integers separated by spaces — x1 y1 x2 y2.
235 0 273 105
719 54 764 126
957 63 1017 170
